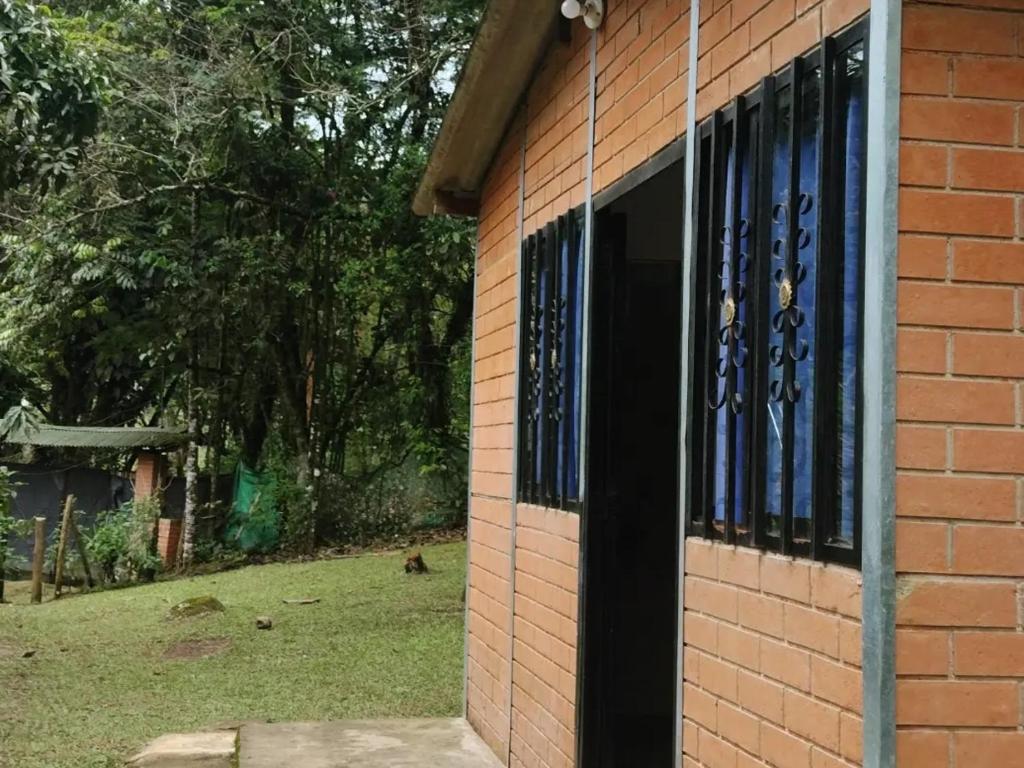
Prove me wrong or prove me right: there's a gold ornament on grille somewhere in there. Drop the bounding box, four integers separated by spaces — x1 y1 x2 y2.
779 279 793 310
723 297 737 327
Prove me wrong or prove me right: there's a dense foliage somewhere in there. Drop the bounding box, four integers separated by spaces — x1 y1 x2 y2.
0 0 480 556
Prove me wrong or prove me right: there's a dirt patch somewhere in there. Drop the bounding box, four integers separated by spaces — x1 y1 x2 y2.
0 642 20 659
162 637 231 660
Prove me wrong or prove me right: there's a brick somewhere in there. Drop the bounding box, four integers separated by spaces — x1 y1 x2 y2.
954 632 1024 677
686 577 739 622
718 702 760 755
811 655 862 713
685 610 719 653
684 681 718 730
954 333 1024 378
896 629 949 676
738 590 785 637
896 425 946 471
718 623 760 669
839 713 862 763
952 239 1024 284
738 670 785 724
954 429 1024 474
784 689 840 752
901 142 948 187
953 525 1024 577
897 377 1015 425
822 0 867 35
954 732 1024 766
896 730 949 767
898 282 1015 330
839 619 861 667
784 603 840 656
896 578 1018 627
749 0 795 49
703 655 739 702
699 729 738 768
810 564 860 617
896 520 949 574
899 189 1016 237
718 545 760 590
901 98 1016 146
954 57 1024 101
896 680 1019 726
903 5 1017 55
953 147 1024 193
897 329 947 374
761 637 811 691
760 722 811 768
760 554 811 602
711 24 751 78
897 472 1017 521
686 537 719 578
898 234 947 280
770 9 820 71
901 52 951 96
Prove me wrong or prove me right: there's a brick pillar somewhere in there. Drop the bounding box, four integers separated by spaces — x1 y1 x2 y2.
156 518 182 567
134 451 165 499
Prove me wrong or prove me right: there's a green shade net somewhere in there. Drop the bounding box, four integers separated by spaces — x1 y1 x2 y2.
225 462 279 552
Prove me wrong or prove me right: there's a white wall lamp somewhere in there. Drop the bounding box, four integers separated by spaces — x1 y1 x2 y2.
561 0 603 30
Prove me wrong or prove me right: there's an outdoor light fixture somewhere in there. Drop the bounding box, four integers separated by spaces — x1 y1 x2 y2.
561 0 603 30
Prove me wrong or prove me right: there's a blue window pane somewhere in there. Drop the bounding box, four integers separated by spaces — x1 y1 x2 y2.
836 45 865 543
792 68 821 537
733 110 755 531
568 219 585 500
713 137 735 525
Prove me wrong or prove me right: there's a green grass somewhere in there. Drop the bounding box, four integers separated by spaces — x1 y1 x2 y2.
0 542 466 768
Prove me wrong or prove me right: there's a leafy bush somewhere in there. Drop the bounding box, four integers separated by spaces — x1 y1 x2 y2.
85 497 162 583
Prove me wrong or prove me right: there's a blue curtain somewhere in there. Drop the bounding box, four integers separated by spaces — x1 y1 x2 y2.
838 58 864 541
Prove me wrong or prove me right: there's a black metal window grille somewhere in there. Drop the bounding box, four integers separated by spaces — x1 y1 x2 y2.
687 18 868 567
517 206 586 511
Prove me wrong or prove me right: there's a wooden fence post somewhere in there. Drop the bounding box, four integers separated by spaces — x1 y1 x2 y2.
30 516 46 604
70 513 95 590
53 495 76 599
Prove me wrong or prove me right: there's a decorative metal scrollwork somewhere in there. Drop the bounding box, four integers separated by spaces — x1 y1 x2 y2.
709 217 751 415
548 289 566 423
768 192 814 404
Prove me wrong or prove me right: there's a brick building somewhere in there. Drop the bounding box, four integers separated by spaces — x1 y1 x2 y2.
415 0 1024 766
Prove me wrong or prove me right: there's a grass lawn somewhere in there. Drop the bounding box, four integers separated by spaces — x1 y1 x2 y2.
0 541 466 768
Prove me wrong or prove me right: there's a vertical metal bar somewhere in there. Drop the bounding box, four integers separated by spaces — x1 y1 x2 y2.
675 3 701 765
812 37 837 562
753 76 775 549
555 214 567 510
862 2 898 765
544 221 558 506
725 100 744 546
781 60 802 557
704 111 723 538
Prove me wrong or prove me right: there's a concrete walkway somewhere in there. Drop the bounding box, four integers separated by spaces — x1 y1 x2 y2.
131 718 503 768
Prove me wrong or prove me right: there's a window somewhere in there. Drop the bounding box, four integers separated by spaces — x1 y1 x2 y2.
687 19 868 566
517 207 586 510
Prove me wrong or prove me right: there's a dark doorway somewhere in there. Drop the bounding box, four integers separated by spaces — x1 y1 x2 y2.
578 157 683 767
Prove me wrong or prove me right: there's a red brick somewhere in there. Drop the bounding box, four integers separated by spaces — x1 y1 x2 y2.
770 9 820 71
897 680 1019 726
954 333 1024 378
898 234 947 280
898 377 1015 425
760 554 811 602
699 729 738 768
896 519 949 574
711 24 751 78
811 655 862 713
954 632 1024 677
749 0 795 49
953 525 1024 577
901 52 951 96
903 5 1018 55
761 722 811 768
718 623 761 669
953 147 1024 193
954 57 1024 101
896 425 947 471
701 655 739 702
900 189 1016 237
822 0 867 35
953 732 1024 766
896 473 1017 521
897 329 947 374
896 730 949 767
784 603 840 656
901 97 1016 146
761 637 811 691
718 545 760 590
684 681 718 730
810 564 860 618
952 239 1024 284
738 590 786 637
901 142 948 187
738 670 785 724
718 701 760 755
896 578 1018 627
784 689 840 752
954 429 1024 474
687 538 719 578
898 282 1015 330
686 577 739 622
685 610 719 653
896 629 949 676
839 713 862 763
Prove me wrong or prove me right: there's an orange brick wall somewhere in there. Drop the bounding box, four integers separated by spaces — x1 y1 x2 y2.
133 451 164 499
511 505 580 768
895 2 1024 764
593 0 691 191
683 540 864 768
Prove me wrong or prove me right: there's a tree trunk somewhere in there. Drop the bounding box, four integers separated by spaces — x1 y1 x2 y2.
180 364 200 568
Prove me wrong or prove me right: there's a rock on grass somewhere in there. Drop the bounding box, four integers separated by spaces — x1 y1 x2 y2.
169 596 225 619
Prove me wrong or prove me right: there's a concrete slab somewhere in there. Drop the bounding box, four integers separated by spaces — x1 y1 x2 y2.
239 718 503 768
128 731 236 768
